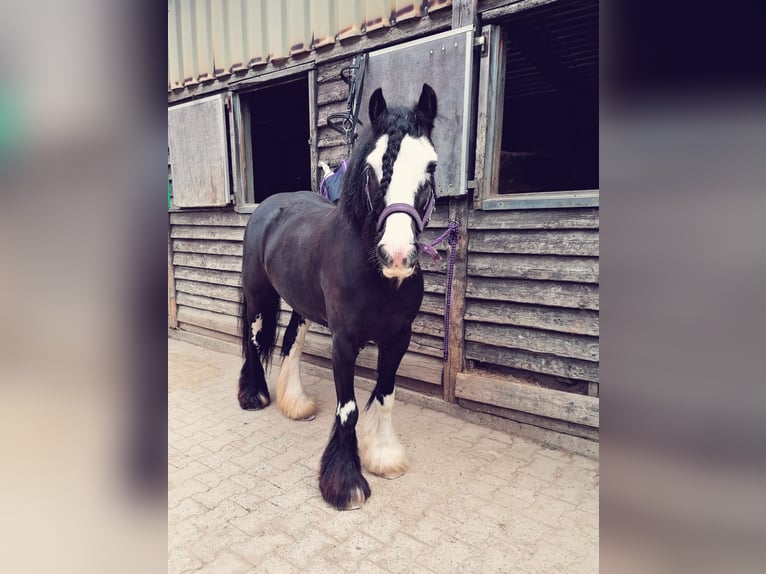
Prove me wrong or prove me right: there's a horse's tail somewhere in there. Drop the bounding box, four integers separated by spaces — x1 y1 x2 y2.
239 288 281 371
256 291 280 371
239 291 251 359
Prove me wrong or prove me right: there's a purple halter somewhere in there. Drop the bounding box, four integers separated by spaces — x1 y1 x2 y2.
376 196 435 234
364 171 436 234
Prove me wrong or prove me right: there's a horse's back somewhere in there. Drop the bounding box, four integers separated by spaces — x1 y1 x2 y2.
242 191 337 323
244 191 333 252
248 191 333 226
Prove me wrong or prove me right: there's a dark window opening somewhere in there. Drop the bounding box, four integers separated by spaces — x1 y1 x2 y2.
242 77 310 203
499 0 598 194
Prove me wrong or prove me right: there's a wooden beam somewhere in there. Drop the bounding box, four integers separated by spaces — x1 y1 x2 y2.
168 228 178 328
473 23 505 208
456 370 599 428
452 0 478 28
442 199 470 402
308 69 319 194
480 0 560 22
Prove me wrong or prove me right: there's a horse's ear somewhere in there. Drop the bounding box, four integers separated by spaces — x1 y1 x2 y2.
369 88 387 125
416 83 438 123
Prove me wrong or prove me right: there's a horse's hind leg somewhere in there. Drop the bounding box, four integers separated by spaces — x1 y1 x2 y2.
238 286 280 411
276 311 316 420
358 324 411 479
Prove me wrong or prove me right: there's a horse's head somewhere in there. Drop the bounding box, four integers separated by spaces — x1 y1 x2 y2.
364 84 438 282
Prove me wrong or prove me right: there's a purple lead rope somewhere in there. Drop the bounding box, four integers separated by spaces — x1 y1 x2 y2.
420 220 459 362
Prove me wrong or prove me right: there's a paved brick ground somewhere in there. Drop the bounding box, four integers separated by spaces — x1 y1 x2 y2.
169 338 599 573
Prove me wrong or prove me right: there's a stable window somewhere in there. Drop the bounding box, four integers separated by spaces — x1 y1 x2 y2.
476 0 599 209
229 73 313 211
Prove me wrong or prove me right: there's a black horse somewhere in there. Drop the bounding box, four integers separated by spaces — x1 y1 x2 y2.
238 84 439 510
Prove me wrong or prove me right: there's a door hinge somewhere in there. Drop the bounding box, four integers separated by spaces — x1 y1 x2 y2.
474 33 487 56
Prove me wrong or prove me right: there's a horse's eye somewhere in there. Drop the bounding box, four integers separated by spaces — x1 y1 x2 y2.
426 162 437 174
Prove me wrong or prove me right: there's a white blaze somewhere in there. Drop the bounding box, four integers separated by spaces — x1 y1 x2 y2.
366 135 438 271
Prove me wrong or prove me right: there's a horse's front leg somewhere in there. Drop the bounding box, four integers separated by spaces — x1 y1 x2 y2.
319 333 371 510
359 323 411 479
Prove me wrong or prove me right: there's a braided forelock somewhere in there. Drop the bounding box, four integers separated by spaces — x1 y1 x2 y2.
378 127 406 198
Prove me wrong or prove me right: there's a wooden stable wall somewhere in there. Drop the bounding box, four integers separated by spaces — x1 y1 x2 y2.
453 206 600 440
168 209 446 389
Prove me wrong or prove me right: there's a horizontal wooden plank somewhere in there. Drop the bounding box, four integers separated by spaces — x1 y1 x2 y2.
316 100 348 126
409 332 446 358
465 341 599 383
316 79 347 107
465 301 599 336
465 322 599 362
171 225 245 241
316 60 347 84
468 207 599 230
481 190 599 210
469 229 599 256
301 331 443 385
420 293 445 315
177 305 240 337
412 313 445 338
170 328 240 356
172 239 243 256
466 277 598 310
423 271 447 295
177 292 241 317
459 397 600 443
170 211 250 227
174 266 242 287
175 279 241 302
173 252 242 272
456 371 599 428
176 322 241 346
468 254 599 283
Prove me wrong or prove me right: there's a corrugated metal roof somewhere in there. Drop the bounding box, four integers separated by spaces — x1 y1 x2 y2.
168 0 452 92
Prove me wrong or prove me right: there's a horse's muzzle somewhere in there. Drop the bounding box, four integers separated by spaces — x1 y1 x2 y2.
377 243 417 280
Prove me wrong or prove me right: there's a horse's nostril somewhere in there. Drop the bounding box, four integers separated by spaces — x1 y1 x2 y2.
377 245 388 262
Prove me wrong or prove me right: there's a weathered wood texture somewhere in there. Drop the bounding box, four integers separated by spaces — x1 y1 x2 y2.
170 207 448 387
456 371 599 428
168 230 178 328
168 96 230 207
463 207 599 399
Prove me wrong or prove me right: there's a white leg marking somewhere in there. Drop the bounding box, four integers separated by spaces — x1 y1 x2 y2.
250 317 263 346
336 400 357 425
358 392 409 479
276 320 316 420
